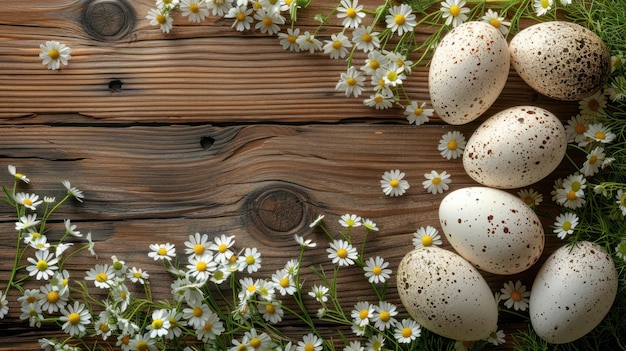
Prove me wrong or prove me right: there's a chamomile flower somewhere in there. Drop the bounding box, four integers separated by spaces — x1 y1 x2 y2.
39 41 71 70
127 267 149 284
361 50 388 75
616 189 626 216
85 264 116 289
394 318 421 343
278 27 301 52
363 256 392 283
62 180 84 202
226 5 253 31
196 311 225 342
254 8 284 35
344 341 364 351
385 4 417 36
164 309 186 339
380 169 410 197
440 0 470 28
8 165 30 183
554 174 586 209
272 269 296 295
129 332 158 351
481 9 510 35
584 123 616 144
579 90 607 118
111 284 131 312
294 234 317 248
183 302 212 328
209 234 236 262
580 146 607 176
565 114 591 145
148 242 176 261
323 32 352 59
382 63 405 87
363 218 378 231
438 131 466 160
615 239 626 260
352 25 380 52
187 252 218 282
64 219 82 237
339 214 362 228
372 301 398 331
39 283 67 314
412 225 442 248
364 92 393 109
500 280 531 311
351 301 375 327
260 300 284 323
297 333 323 351
367 333 386 350
16 214 41 231
517 188 543 207
156 0 180 9
385 51 413 74
486 329 506 346
238 247 262 273
405 101 434 125
146 8 174 33
607 76 626 101
181 0 210 23
207 0 234 16
0 293 8 319
309 214 325 227
59 301 91 337
327 239 358 266
296 31 323 53
534 0 553 16
308 285 329 303
20 302 44 327
337 0 365 28
14 193 43 211
336 66 365 98
422 170 451 194
26 249 58 280
184 232 210 257
610 53 626 73
552 212 579 239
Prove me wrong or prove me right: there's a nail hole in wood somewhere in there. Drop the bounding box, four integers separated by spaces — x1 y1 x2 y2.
108 79 123 92
82 0 135 41
201 136 215 150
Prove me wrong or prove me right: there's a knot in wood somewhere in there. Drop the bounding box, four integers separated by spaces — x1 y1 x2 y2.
82 0 135 41
250 186 307 234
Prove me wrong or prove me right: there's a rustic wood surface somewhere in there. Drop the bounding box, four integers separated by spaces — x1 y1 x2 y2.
0 0 585 350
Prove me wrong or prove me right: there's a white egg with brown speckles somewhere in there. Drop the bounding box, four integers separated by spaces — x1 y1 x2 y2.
530 241 618 344
463 106 567 189
397 247 498 341
510 21 610 101
439 187 544 275
429 21 510 125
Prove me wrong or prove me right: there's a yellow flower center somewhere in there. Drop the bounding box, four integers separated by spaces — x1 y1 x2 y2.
374 95 384 103
511 290 522 302
394 14 406 26
152 319 163 330
48 49 60 60
449 5 461 17
522 196 534 206
540 0 549 8
238 345 248 351
99 323 110 332
337 248 348 258
133 272 142 278
96 272 108 283
196 261 207 272
332 40 343 50
447 140 458 150
372 266 382 275
279 276 290 288
218 243 228 253
362 33 372 43
346 8 357 18
156 14 167 25
566 191 578 201
562 221 572 231
346 77 357 86
589 155 598 165
253 1 262 10
194 244 205 255
47 291 59 303
620 194 626 207
158 247 167 256
23 198 33 206
263 17 273 26
265 304 276 314
247 284 257 294
189 3 200 13
387 71 398 82
192 306 204 317
246 255 256 265
288 35 297 43
401 327 413 338
432 177 442 185
68 312 81 325
587 99 600 111
369 60 380 70
380 311 390 322
120 290 127 300
32 232 41 239
136 341 149 351
236 12 246 21
389 179 400 187
571 181 581 192
121 335 130 345
36 260 48 271
414 108 423 116
421 235 433 247
594 131 606 140
304 344 315 351
250 337 262 349
359 309 369 320
213 270 224 281
489 18 501 28
574 123 586 134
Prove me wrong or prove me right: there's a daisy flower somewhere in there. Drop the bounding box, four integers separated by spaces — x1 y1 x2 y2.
351 301 375 327
94 311 115 340
352 25 380 52
364 92 393 110
157 0 180 9
62 180 84 202
165 309 186 339
146 8 174 33
552 212 579 239
616 189 626 216
361 50 388 75
615 239 626 260
363 256 391 284
534 0 553 16
59 301 91 337
372 301 398 331
565 114 590 145
412 225 442 248
481 9 510 35
0 294 8 319
14 193 43 211
580 146 607 176
394 318 421 343
380 169 410 197
20 302 44 328
405 101 434 125
440 0 470 28
181 0 210 23
579 90 607 118
196 312 225 342
610 53 626 73
367 333 386 350
344 341 363 351
254 9 284 35
129 332 157 351
8 165 30 183
339 213 362 227
517 188 543 207
336 66 365 98
385 4 417 36
309 214 325 227
187 252 218 282
183 302 212 328
363 218 378 231
486 329 506 346
207 0 234 16
226 5 253 31
127 267 149 284
294 234 317 248
260 300 284 323
337 0 365 28
85 264 116 289
272 269 296 296
111 284 131 312
296 31 323 53
39 41 71 70
327 239 358 266
554 174 586 209
148 242 176 261
607 76 626 102
382 63 405 87
184 232 210 257
584 123 616 144
385 51 413 74
146 309 171 338
238 247 262 273
64 219 82 237
26 249 58 280
422 170 451 194
16 214 41 231
308 285 329 303
500 280 531 311
323 32 352 59
209 234 236 262
278 27 301 52
438 130 466 160
297 333 323 351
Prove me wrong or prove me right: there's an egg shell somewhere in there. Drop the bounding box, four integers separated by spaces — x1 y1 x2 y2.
429 21 510 125
530 241 618 344
439 187 544 275
463 106 567 189
510 21 610 101
397 247 498 341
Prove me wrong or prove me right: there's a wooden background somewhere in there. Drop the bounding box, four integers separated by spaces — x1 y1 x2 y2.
0 0 584 349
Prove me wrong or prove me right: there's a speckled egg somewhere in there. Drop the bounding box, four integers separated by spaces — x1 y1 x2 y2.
439 187 544 275
429 21 510 125
530 241 618 344
463 106 567 189
510 21 610 101
397 247 498 341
